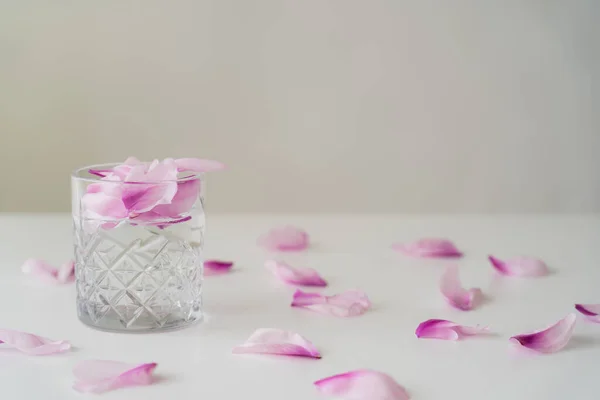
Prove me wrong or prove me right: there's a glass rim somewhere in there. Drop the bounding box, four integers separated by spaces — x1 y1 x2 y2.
71 162 204 184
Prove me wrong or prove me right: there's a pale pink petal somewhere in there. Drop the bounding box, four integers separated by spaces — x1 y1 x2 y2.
392 238 462 258
415 319 489 340
57 260 75 283
123 156 142 165
315 369 409 400
265 260 327 287
0 329 70 355
22 258 74 284
152 178 200 217
259 226 309 252
175 158 225 172
291 289 371 317
440 265 482 311
510 313 576 353
575 304 600 323
73 360 157 394
488 255 549 277
82 192 128 220
232 328 321 359
121 160 178 214
204 260 234 275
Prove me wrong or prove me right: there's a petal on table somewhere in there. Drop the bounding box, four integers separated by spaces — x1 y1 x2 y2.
575 304 600 323
440 265 482 311
291 289 371 317
415 319 489 340
21 258 59 283
0 329 71 355
510 313 576 353
204 260 234 275
152 178 200 217
314 369 409 400
175 158 226 172
265 260 327 287
82 192 128 220
392 238 462 258
232 328 321 358
56 260 76 283
73 360 158 394
488 255 549 277
258 226 309 252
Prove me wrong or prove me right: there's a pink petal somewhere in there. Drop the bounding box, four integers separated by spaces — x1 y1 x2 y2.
575 304 600 323
0 329 70 355
123 156 142 165
232 328 321 359
392 238 462 258
204 259 234 275
175 158 226 172
22 258 74 284
440 265 482 311
291 289 371 317
152 178 201 217
415 319 489 340
265 260 327 287
82 192 128 220
510 313 576 353
315 369 409 400
73 360 158 394
259 226 309 252
121 160 178 214
488 255 549 277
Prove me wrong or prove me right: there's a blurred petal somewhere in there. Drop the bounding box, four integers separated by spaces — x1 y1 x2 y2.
124 156 142 165
22 258 74 284
88 169 111 178
488 255 549 277
291 289 371 317
152 178 200 217
232 328 321 358
315 369 409 400
205 259 234 275
175 158 225 172
415 319 489 340
57 260 75 283
0 329 70 355
73 360 157 393
575 304 600 323
259 226 309 252
392 238 462 258
510 314 576 353
265 260 327 287
440 265 482 311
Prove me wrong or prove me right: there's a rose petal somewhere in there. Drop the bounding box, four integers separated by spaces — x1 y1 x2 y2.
0 329 70 355
291 289 371 317
122 160 178 214
575 304 600 323
265 260 327 287
88 169 111 178
488 255 549 277
259 226 309 252
392 238 462 258
175 158 226 172
510 313 576 353
440 265 482 311
232 328 321 359
82 192 128 220
204 260 234 275
22 258 75 284
315 369 409 400
73 360 157 394
152 178 200 217
415 319 489 340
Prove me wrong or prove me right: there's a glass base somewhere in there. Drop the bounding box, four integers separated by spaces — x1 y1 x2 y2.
78 308 203 333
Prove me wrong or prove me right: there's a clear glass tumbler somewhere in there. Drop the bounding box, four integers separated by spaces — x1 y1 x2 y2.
72 163 205 332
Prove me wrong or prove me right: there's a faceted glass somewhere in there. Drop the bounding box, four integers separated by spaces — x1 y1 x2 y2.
72 163 205 332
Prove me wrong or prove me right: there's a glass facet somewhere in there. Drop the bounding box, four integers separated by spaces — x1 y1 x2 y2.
72 163 205 332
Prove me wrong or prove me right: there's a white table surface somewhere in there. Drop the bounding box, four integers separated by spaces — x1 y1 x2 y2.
0 214 599 399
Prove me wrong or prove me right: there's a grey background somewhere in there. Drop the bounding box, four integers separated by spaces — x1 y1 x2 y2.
1 1 598 213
